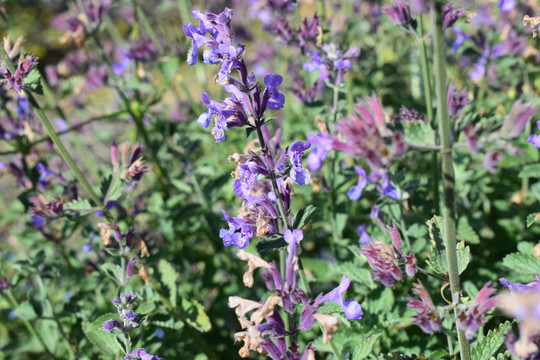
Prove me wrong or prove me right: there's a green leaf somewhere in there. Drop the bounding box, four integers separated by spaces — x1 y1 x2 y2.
471 321 512 360
457 217 480 244
352 333 382 359
456 241 471 275
64 198 96 216
83 313 122 356
403 119 436 147
161 57 179 79
338 262 375 288
526 212 540 228
426 216 447 275
502 253 540 275
100 263 123 283
256 234 287 253
292 205 319 230
181 298 211 332
519 164 540 178
158 259 178 308
426 216 470 275
13 301 37 320
23 68 43 95
36 320 59 354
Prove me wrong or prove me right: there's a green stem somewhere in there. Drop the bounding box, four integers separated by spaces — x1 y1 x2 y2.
4 290 57 359
430 4 471 360
416 14 440 215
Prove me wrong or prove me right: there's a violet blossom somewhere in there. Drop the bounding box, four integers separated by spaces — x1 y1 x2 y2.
407 281 442 334
457 282 499 340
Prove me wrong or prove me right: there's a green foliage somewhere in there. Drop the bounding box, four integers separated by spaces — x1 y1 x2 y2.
471 321 512 360
23 68 43 95
403 120 436 147
502 253 540 275
426 216 471 275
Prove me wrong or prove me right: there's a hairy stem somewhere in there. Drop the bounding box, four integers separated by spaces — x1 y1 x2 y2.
430 3 471 360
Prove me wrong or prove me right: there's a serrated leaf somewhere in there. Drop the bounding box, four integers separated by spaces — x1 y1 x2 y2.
83 313 122 356
426 216 447 275
256 234 287 253
135 301 156 315
158 260 178 308
526 212 540 228
100 263 123 283
85 328 121 356
457 217 480 244
403 119 436 147
338 262 375 288
292 205 319 230
181 298 211 332
426 216 470 275
519 164 540 178
471 321 512 360
23 68 43 95
352 333 382 359
149 314 185 330
64 198 96 216
502 253 540 275
456 241 471 275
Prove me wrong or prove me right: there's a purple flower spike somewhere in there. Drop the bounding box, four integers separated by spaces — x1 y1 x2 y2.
447 83 469 117
320 276 362 320
500 277 540 292
264 74 286 110
457 282 499 340
359 240 402 287
383 1 411 27
348 167 368 201
407 281 442 334
483 150 504 174
442 3 466 29
502 100 537 140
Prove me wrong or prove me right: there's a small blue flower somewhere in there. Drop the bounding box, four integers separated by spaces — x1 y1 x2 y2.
154 328 165 339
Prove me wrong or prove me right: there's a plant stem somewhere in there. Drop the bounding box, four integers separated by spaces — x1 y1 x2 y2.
430 3 471 360
416 14 440 215
4 290 57 359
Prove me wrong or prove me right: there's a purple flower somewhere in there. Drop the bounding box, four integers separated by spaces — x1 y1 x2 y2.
380 175 399 200
457 282 499 340
306 133 336 171
442 3 466 29
264 74 285 111
103 319 124 332
499 0 514 12
357 225 371 243
383 1 411 27
0 277 9 290
348 167 368 201
125 348 161 360
219 210 254 249
447 83 469 117
499 277 540 292
483 150 504 174
4 53 38 92
319 276 363 320
359 240 402 287
407 281 442 334
288 141 311 186
502 100 537 140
